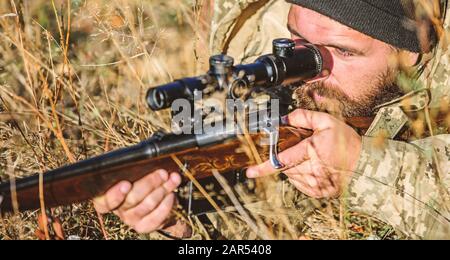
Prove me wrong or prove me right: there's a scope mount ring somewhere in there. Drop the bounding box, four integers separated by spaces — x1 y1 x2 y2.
228 78 250 100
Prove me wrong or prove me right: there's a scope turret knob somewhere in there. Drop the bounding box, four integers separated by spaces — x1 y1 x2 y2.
209 55 234 76
272 38 295 58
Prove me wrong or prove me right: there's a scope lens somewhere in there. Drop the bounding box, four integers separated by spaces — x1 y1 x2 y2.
148 89 165 110
146 78 205 111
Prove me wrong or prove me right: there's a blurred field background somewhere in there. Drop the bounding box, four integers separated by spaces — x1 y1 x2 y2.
0 0 401 240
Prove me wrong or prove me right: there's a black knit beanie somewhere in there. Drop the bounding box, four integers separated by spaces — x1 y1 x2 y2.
286 0 435 53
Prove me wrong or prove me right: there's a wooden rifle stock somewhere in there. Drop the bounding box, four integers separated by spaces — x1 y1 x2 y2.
0 116 373 214
0 127 311 213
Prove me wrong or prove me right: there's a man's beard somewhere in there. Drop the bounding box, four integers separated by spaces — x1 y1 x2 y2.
293 70 404 118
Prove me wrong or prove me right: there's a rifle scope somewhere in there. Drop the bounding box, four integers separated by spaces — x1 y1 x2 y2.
146 38 328 111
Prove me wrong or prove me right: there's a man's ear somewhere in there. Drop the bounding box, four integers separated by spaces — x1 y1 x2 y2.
392 49 421 70
399 50 421 67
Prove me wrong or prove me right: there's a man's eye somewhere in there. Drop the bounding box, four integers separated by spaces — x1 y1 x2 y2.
335 48 354 57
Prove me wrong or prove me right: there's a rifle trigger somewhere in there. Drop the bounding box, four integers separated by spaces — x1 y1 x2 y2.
264 127 285 170
187 181 193 216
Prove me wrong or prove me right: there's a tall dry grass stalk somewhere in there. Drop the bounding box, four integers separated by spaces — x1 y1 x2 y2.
0 0 208 240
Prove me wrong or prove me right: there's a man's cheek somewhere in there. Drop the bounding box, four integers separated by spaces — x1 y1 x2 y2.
320 73 352 97
327 67 367 99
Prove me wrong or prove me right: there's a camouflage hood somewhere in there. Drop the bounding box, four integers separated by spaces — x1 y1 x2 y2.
367 0 449 139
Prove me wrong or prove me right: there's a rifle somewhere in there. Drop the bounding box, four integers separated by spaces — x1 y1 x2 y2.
0 39 372 216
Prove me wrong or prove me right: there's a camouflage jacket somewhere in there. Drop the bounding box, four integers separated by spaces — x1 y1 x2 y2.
154 0 450 240
347 0 450 239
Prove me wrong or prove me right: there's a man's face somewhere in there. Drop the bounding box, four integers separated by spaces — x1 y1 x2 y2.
287 5 413 117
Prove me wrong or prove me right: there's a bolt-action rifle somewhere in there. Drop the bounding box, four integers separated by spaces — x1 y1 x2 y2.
0 39 372 216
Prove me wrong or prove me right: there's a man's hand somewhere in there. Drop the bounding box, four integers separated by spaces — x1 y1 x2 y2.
247 109 362 198
93 169 182 234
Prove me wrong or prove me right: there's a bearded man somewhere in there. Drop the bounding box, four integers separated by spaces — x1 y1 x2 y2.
94 0 450 239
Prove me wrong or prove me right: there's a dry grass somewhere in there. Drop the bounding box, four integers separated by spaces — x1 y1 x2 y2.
0 0 406 240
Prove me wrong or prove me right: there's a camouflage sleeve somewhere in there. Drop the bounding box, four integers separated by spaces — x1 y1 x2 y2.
346 135 450 239
210 0 290 63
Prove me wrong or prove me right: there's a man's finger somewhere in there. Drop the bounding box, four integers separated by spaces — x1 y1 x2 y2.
93 181 132 214
284 161 338 198
133 193 175 234
162 173 182 193
286 109 336 131
288 178 320 198
122 173 181 222
120 169 168 210
246 138 311 178
283 161 322 190
283 160 312 176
